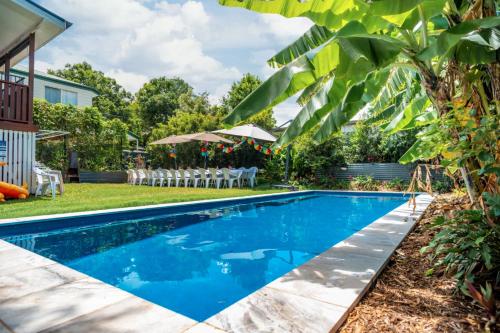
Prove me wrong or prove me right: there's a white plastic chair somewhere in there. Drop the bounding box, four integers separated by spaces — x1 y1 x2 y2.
208 168 221 189
170 169 181 187
137 169 147 185
158 169 171 187
178 169 189 187
127 169 138 185
186 168 199 188
33 167 57 199
198 168 209 188
247 167 258 188
222 168 238 189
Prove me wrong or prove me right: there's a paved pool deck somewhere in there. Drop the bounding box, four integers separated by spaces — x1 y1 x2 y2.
0 191 433 333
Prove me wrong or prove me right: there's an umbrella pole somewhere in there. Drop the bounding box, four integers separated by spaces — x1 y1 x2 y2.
204 155 207 169
284 144 291 183
174 157 177 169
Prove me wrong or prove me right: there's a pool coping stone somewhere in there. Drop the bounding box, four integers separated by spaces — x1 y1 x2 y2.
0 190 433 332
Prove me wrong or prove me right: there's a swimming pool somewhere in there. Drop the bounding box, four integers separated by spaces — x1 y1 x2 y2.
0 191 408 321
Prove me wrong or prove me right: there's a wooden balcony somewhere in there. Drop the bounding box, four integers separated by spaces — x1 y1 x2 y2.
0 79 36 132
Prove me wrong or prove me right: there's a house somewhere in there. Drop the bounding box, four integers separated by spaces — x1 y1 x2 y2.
0 0 71 191
6 65 98 107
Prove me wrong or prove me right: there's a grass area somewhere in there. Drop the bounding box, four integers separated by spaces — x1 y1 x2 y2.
0 183 284 219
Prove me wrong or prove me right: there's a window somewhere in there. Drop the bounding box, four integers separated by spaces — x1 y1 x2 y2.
45 87 61 104
62 90 78 105
44 87 78 105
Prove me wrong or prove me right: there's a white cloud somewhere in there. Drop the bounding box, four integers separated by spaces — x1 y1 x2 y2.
36 0 312 108
105 69 149 93
261 14 312 39
39 0 241 94
273 98 301 126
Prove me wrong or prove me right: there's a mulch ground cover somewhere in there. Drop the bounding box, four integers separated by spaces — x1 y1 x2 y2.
338 194 496 333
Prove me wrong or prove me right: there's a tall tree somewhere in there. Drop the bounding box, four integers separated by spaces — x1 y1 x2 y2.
222 73 276 130
135 77 192 133
48 62 133 122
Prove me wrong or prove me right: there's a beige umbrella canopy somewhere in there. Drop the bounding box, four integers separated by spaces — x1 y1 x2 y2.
149 132 233 168
150 132 233 145
213 124 277 142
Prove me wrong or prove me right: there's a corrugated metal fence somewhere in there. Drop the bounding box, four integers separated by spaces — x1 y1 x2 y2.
331 163 443 181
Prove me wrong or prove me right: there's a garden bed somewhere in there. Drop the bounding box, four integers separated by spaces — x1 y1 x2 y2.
339 193 488 333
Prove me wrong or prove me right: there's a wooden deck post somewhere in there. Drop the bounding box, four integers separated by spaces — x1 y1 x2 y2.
28 32 35 124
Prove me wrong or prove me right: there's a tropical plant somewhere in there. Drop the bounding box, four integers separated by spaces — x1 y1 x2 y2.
421 210 500 328
221 73 276 130
219 0 499 207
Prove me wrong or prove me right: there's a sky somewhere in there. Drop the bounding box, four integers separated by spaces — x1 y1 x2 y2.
33 0 313 125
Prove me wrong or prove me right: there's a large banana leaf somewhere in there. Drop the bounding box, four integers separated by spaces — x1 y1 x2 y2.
312 82 365 143
219 0 425 29
225 21 405 126
312 68 391 142
224 56 316 125
418 16 500 61
268 25 334 68
275 77 347 146
218 0 364 29
384 95 431 134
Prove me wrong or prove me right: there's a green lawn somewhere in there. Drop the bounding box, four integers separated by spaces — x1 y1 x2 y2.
0 183 284 219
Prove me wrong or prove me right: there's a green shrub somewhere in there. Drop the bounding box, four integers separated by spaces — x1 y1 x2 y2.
387 177 407 191
350 176 380 191
421 210 500 295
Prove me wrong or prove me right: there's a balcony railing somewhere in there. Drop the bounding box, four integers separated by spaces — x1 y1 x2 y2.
0 79 31 125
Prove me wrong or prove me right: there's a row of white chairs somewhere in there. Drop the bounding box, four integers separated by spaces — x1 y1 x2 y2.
33 162 64 199
126 167 258 189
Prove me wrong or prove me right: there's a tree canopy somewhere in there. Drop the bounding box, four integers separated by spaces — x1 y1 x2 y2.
135 77 192 134
49 62 133 121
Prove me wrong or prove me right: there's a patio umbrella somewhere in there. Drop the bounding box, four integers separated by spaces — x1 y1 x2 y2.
213 124 277 142
150 132 233 168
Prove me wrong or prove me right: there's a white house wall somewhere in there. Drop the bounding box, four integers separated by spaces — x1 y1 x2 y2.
0 129 35 193
33 77 96 107
12 72 97 108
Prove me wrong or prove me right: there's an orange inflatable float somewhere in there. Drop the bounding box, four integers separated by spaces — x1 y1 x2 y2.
0 162 30 201
0 182 29 200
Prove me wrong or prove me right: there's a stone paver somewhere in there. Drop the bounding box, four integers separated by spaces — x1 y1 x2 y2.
41 296 197 333
206 287 347 333
0 263 85 300
0 278 130 333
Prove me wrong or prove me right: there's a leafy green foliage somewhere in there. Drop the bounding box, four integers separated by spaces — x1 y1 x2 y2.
291 131 346 180
135 77 192 135
33 99 128 171
421 210 500 295
48 62 133 122
344 122 417 163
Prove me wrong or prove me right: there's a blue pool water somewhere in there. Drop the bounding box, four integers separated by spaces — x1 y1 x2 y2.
1 192 406 321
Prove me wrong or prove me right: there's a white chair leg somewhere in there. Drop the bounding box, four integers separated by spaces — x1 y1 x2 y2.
50 182 56 199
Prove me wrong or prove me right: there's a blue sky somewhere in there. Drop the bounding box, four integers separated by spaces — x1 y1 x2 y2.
33 0 312 124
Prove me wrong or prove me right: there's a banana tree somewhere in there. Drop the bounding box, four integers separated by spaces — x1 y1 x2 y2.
219 0 499 205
